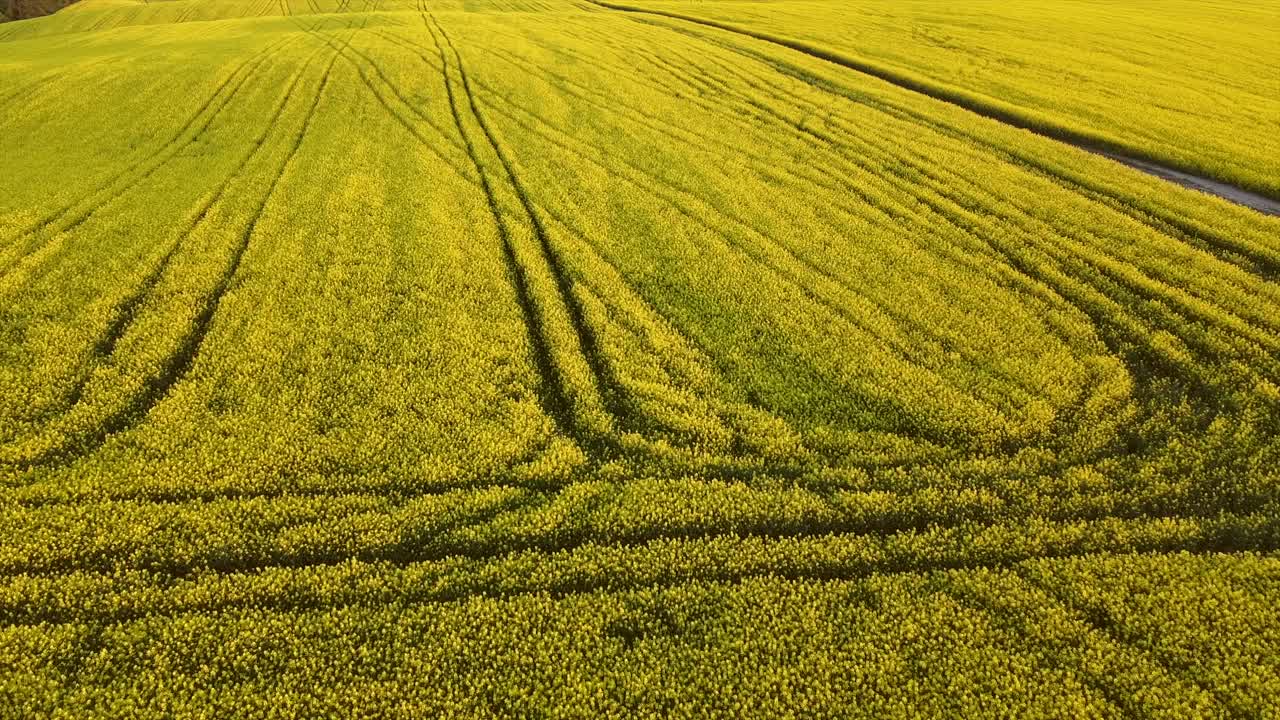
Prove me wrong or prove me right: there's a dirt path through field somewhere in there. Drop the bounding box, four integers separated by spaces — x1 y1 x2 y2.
1099 152 1280 216
585 0 1280 217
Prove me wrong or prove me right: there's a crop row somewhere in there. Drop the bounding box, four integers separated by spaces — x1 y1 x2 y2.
3 475 1276 576
3 552 1277 718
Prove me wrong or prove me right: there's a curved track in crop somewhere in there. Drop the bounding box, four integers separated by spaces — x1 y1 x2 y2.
1 1 1278 715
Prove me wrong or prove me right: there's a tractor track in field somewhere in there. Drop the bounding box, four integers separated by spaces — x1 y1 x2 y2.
6 8 1271 495
592 16 1280 410
2 476 1273 573
415 15 863 473
0 24 361 472
7 476 546 509
1 537 1273 631
0 434 935 505
418 18 582 446
0 66 74 113
486 26 1269 466
92 28 359 446
424 12 656 455
85 11 115 33
451 31 1116 374
459 55 1066 407
6 11 1267 483
316 18 834 475
61 41 335 415
299 22 472 174
378 20 1175 472
173 2 196 24
458 75 1035 445
378 29 985 386
9 398 1257 522
5 477 1275 564
681 40 1280 362
663 23 1280 281
1 23 328 426
0 34 302 281
581 0 1280 217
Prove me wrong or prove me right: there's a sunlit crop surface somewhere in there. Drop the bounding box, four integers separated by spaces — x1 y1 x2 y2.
2 0 1278 716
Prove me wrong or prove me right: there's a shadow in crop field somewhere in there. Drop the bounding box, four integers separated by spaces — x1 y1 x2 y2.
385 15 916 478
458 70 1136 455
458 56 1065 411
448 30 1102 404
413 9 819 473
308 22 816 476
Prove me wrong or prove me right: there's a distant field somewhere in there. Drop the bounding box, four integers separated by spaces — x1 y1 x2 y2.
587 0 1280 199
2 0 1279 716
